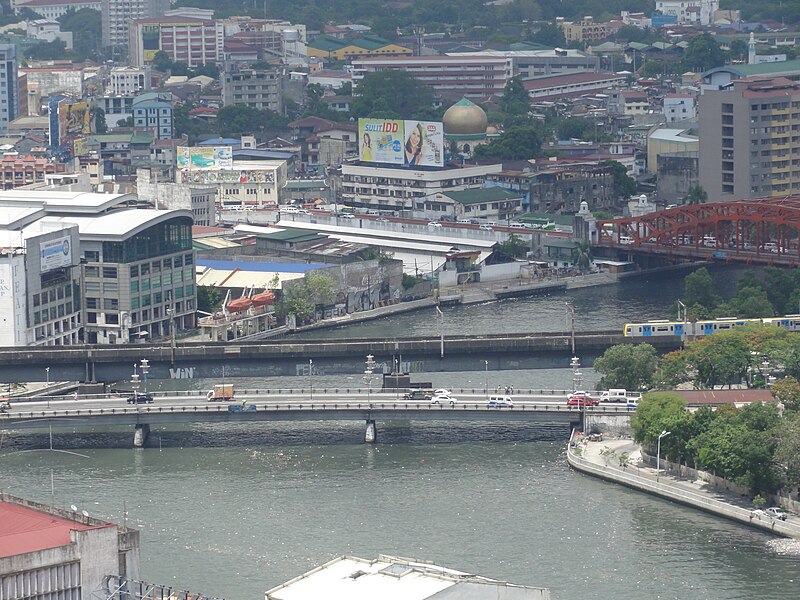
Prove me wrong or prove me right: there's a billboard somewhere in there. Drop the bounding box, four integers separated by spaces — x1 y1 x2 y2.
177 146 234 171
180 169 275 185
58 100 91 146
73 137 90 157
358 119 443 168
40 236 72 273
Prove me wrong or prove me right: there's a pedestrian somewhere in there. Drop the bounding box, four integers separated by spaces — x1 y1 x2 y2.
72 391 78 401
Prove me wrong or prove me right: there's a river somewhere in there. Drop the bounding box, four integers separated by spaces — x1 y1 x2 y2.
5 265 799 600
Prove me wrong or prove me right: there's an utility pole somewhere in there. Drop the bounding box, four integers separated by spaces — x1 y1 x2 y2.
436 306 444 358
565 302 576 357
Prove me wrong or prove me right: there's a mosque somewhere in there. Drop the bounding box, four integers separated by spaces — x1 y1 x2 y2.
442 98 499 158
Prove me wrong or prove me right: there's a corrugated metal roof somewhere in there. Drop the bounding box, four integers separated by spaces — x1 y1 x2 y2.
197 259 330 273
0 502 112 558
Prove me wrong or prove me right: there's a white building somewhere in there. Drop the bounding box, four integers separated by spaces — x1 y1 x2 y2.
663 93 696 123
178 159 287 209
0 492 140 599
266 555 550 600
0 45 18 134
14 0 100 18
655 0 719 25
137 168 216 226
25 19 73 49
101 0 169 50
109 66 151 96
340 163 504 216
222 68 283 114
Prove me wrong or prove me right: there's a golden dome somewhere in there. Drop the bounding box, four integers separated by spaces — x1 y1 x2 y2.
443 98 488 136
486 125 498 135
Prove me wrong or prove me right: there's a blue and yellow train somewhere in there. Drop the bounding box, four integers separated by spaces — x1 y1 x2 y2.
624 316 800 337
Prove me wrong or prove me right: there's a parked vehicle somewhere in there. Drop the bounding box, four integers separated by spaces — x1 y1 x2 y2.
228 403 256 413
433 388 452 396
403 389 432 401
487 395 513 407
626 398 638 410
208 384 235 402
479 224 493 231
765 507 788 521
427 222 442 228
127 393 154 404
599 389 628 403
567 393 599 407
619 235 634 245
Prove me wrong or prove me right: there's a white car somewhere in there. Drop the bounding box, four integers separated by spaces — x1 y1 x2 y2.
427 222 442 228
433 388 451 396
479 224 493 231
430 394 457 405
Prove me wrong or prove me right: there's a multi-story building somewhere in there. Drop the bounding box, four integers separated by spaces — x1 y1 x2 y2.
524 72 627 101
0 493 140 596
132 92 172 140
0 45 18 134
101 0 170 51
128 14 224 67
13 0 100 18
351 55 509 100
663 93 696 123
557 16 620 44
177 158 287 209
699 76 800 200
137 168 216 226
447 49 599 80
340 163 504 216
222 68 283 114
655 0 718 26
307 35 411 61
0 155 66 189
98 95 134 127
109 66 151 96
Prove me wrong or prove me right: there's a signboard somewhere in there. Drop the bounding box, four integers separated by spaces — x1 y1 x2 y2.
73 137 90 157
358 118 444 167
40 236 72 273
358 118 405 166
58 100 91 146
180 169 275 184
177 146 234 171
403 120 443 168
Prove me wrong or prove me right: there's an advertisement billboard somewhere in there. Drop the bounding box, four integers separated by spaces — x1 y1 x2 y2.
40 236 72 273
403 120 444 168
179 169 275 184
177 146 234 171
358 118 405 166
57 100 91 146
358 119 444 167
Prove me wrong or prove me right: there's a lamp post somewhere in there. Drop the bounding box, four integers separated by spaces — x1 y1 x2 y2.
436 306 444 358
139 359 149 394
308 359 313 401
484 360 489 395
364 354 376 405
45 367 50 409
656 430 671 481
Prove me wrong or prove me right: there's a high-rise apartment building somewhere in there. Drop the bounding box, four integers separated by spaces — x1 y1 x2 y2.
222 68 283 114
101 0 170 52
0 45 18 134
129 14 224 67
699 76 800 200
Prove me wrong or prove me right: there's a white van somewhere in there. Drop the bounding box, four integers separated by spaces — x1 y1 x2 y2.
487 395 513 407
599 389 628 403
619 235 634 245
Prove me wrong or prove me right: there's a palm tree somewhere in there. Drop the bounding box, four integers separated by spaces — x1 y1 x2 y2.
571 241 593 273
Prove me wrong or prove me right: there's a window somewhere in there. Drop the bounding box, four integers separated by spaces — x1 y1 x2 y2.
152 275 161 289
85 266 99 277
85 297 99 309
103 282 118 293
131 297 140 309
87 312 97 323
106 313 119 324
84 250 99 261
85 281 100 292
141 263 150 276
102 267 118 278
104 298 119 310
33 293 40 307
130 265 139 278
131 280 139 292
174 255 183 268
153 292 163 304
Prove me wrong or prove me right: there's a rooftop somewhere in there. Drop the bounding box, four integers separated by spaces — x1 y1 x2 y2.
522 72 625 91
441 187 521 205
48 209 192 240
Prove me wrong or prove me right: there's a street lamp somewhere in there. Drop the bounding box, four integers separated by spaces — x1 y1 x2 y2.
656 430 671 481
364 354 376 405
436 306 444 358
484 360 489 395
139 359 149 394
308 359 313 401
45 367 50 409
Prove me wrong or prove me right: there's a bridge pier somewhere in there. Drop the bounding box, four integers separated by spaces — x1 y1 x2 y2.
133 424 150 448
364 420 376 444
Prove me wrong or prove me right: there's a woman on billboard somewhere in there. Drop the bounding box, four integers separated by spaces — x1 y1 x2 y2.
361 132 373 162
405 122 424 166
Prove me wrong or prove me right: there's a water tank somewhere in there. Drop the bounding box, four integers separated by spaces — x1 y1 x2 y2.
283 28 300 42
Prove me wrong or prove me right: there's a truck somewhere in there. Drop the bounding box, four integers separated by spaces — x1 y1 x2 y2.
207 384 235 402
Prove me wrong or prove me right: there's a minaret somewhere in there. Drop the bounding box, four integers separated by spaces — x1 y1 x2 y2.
748 32 756 65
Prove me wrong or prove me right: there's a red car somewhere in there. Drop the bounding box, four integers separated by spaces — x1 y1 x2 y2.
567 393 599 407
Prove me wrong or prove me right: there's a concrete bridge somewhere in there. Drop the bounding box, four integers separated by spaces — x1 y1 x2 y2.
0 396 633 446
0 332 680 384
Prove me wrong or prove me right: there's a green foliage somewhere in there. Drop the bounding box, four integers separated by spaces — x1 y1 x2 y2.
497 233 527 259
557 117 608 142
153 50 173 72
25 39 67 61
92 107 107 134
499 76 529 117
473 124 542 160
529 22 565 47
684 267 720 311
773 413 800 488
630 391 687 449
593 343 659 391
58 8 102 62
752 494 767 508
217 104 288 137
196 285 222 313
771 377 800 414
683 33 726 71
350 70 436 120
276 272 336 322
402 273 423 290
571 240 592 273
685 184 708 205
600 159 636 199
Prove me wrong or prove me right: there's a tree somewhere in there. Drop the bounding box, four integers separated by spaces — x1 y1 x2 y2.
771 376 800 414
197 285 222 313
276 272 336 323
25 39 67 61
684 332 752 388
773 412 800 488
600 160 636 199
530 22 565 47
571 240 592 273
473 124 542 160
729 38 749 62
630 391 688 450
152 50 173 72
499 76 529 117
593 343 659 391
350 70 435 119
92 106 107 134
684 267 720 312
497 234 527 258
685 184 708 205
217 104 287 136
683 33 726 71
58 8 102 61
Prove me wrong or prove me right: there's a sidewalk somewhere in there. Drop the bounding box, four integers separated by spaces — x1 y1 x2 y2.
569 437 800 539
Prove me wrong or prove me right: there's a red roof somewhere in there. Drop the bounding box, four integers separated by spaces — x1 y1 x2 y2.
523 72 626 91
0 502 112 558
674 390 774 405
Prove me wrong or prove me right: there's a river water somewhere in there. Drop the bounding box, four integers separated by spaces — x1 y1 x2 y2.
5 265 799 600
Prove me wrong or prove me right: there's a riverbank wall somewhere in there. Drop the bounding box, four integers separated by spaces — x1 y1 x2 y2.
567 437 800 540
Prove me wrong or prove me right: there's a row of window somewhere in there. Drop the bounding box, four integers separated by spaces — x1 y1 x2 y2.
129 253 193 277
130 285 194 309
130 270 192 292
32 284 72 307
33 302 74 325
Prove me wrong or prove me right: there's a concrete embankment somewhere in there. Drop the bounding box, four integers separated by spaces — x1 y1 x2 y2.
567 437 800 539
